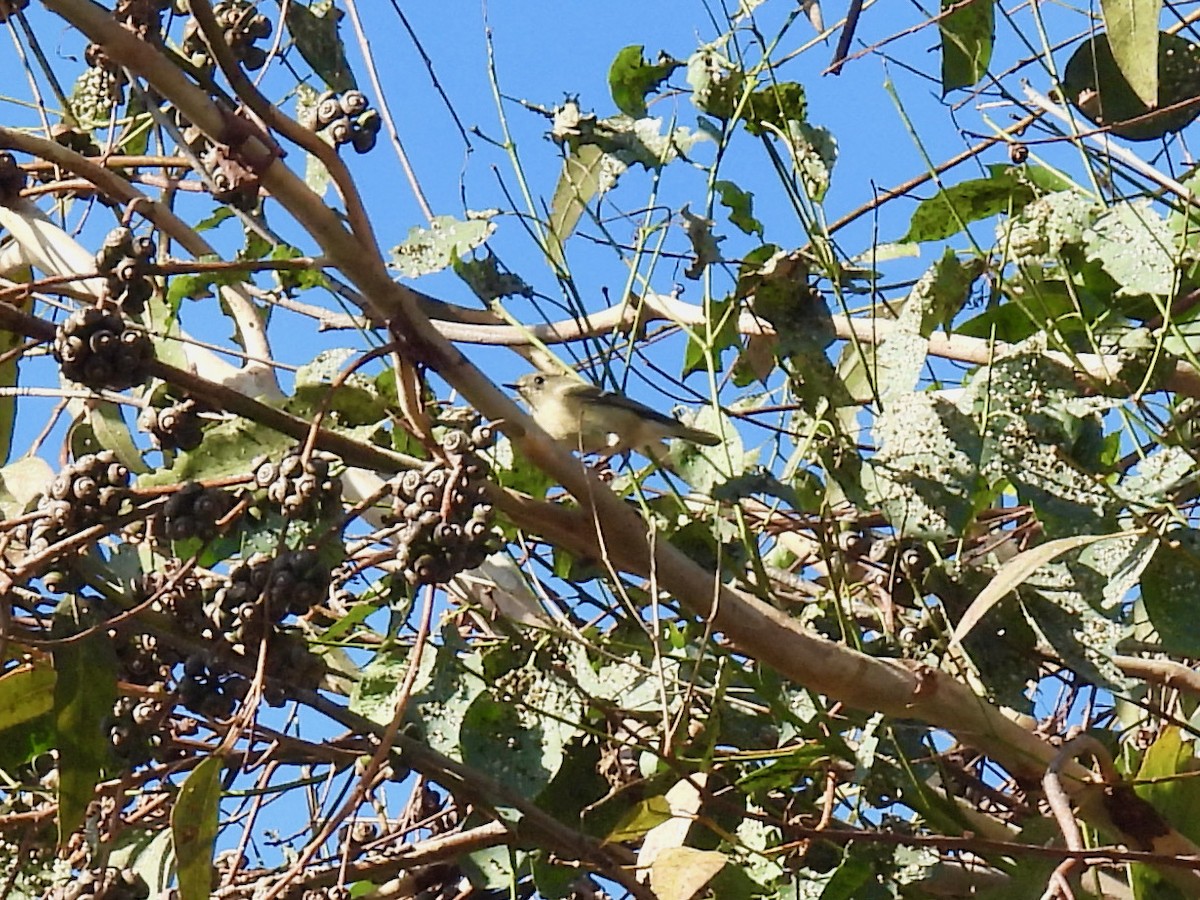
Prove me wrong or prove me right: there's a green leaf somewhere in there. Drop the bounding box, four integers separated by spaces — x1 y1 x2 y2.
901 170 1035 244
1064 32 1200 141
1142 529 1200 657
138 416 295 487
292 348 388 427
87 401 150 475
172 755 222 900
454 253 533 303
546 101 708 262
871 252 980 400
530 851 578 899
0 715 54 772
680 204 723 279
268 243 328 292
1084 200 1177 298
0 455 54 519
939 0 995 92
714 180 763 238
784 122 837 202
389 213 497 278
742 82 807 136
53 597 119 844
166 255 245 306
285 0 355 92
0 290 30 465
109 828 176 896
548 143 607 265
407 642 487 757
1129 726 1200 898
608 45 682 119
0 663 55 732
994 189 1099 264
607 795 674 841
686 46 744 120
650 848 727 900
459 662 580 798
965 344 1118 537
1101 0 1163 107
461 845 519 891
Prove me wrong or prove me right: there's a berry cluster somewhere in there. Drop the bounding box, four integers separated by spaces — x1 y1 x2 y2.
43 867 150 900
160 481 234 542
181 0 273 71
25 452 129 591
208 551 328 647
305 90 381 154
255 450 343 520
387 428 496 586
33 451 130 541
94 227 156 315
142 397 205 452
178 653 248 719
53 306 154 392
137 567 210 634
114 630 175 687
105 695 167 765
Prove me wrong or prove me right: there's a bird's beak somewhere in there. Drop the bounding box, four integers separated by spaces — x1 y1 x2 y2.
503 382 519 391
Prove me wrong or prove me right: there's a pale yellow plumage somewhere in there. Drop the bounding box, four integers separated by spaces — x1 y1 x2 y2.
509 373 720 455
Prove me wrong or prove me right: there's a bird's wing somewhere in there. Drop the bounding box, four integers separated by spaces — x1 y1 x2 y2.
565 382 683 428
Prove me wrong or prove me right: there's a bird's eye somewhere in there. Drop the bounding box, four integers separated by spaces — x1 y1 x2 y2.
533 376 545 386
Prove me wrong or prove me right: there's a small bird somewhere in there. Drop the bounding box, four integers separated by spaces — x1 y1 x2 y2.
508 372 720 455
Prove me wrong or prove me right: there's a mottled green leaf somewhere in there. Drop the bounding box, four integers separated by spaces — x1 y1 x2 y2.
686 46 744 119
1084 200 1177 297
784 121 836 202
742 82 807 136
292 348 387 426
1064 32 1200 141
454 253 533 303
137 416 295 486
902 170 1035 244
389 214 496 278
172 755 222 900
285 0 355 92
864 393 985 540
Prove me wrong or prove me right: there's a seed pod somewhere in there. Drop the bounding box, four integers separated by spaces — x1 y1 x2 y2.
339 89 368 116
253 459 277 487
326 117 353 146
315 92 342 127
72 475 98 501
